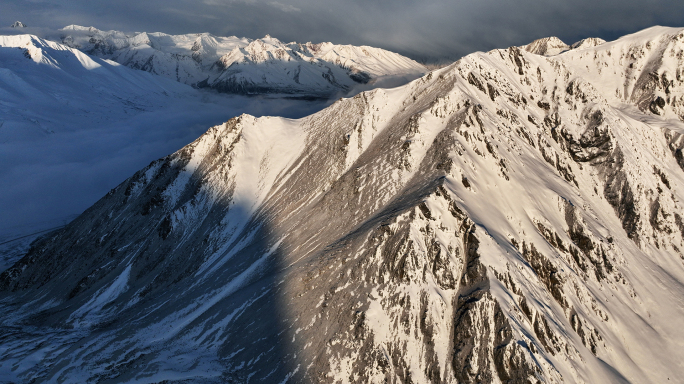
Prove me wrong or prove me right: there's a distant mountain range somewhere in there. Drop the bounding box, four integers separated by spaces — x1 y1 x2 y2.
53 25 427 98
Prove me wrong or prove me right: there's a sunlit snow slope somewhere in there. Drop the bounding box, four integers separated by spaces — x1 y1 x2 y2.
54 25 428 98
3 26 684 383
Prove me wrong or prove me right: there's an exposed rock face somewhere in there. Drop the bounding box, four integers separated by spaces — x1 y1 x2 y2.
53 25 427 98
10 21 26 28
3 26 684 383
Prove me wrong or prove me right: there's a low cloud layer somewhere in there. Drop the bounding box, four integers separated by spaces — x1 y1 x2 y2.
2 0 684 61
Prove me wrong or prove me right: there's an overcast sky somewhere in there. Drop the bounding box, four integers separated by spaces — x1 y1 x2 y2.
2 0 684 61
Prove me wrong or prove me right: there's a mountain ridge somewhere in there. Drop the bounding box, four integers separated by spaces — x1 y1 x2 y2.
522 35 607 56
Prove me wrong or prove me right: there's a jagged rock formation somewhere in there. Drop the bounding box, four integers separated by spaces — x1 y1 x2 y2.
10 21 26 28
2 26 684 383
53 25 427 98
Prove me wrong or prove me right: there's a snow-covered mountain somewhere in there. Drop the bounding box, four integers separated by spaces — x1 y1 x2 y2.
3 26 684 383
54 25 428 98
0 33 329 249
0 33 198 139
570 37 606 50
523 36 606 56
523 36 571 56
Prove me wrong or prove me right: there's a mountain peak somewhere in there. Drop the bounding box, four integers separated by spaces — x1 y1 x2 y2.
259 34 282 45
10 21 26 28
61 25 101 34
570 37 606 50
522 36 569 56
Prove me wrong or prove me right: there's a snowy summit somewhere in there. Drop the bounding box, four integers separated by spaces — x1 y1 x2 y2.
522 35 606 56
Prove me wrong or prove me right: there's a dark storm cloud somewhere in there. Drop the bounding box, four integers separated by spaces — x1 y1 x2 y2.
2 0 684 61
